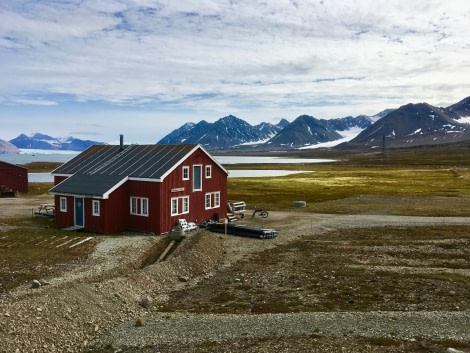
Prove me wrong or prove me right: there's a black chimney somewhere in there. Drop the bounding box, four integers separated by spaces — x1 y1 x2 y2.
119 134 124 151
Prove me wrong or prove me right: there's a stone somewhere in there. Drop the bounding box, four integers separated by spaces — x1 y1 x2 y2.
178 276 189 282
135 317 145 327
31 280 41 289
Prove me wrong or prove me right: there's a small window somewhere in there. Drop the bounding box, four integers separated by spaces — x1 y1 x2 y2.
182 166 189 180
171 198 178 215
205 191 221 209
131 197 138 214
142 198 148 216
205 165 212 178
60 197 67 212
193 165 202 191
171 196 190 216
92 200 100 216
130 197 149 217
182 196 189 213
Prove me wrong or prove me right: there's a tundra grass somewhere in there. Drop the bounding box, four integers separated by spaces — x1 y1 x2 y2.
228 165 470 215
0 218 96 293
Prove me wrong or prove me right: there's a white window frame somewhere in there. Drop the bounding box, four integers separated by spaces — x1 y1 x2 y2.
130 197 149 217
60 197 67 212
205 191 221 209
182 166 189 180
182 196 189 213
193 165 202 191
171 198 178 216
92 200 100 216
205 165 212 178
214 192 220 207
171 196 190 216
205 194 211 209
142 198 148 216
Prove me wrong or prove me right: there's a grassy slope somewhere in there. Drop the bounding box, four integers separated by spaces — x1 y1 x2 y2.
227 145 470 216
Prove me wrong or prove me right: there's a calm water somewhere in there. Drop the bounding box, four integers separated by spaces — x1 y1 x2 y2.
3 151 330 181
0 151 78 164
1 151 333 165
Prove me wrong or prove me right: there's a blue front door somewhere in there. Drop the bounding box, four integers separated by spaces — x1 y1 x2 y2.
75 197 84 226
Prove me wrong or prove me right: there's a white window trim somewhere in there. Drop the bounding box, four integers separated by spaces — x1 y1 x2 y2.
205 191 221 210
205 194 211 209
193 165 202 191
205 165 212 178
130 197 149 217
182 166 189 180
171 198 178 215
182 196 189 214
92 200 100 216
60 197 67 212
171 196 190 216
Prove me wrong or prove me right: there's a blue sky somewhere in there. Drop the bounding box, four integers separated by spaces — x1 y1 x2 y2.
1 0 469 144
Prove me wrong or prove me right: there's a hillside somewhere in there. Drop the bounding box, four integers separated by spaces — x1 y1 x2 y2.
341 102 470 149
266 115 343 147
0 139 20 154
157 115 289 149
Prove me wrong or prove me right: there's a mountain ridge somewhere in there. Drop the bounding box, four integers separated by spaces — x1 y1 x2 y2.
9 133 107 151
339 101 470 149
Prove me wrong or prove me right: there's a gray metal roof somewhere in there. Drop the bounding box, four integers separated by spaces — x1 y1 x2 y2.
50 144 228 197
52 144 209 179
49 174 127 198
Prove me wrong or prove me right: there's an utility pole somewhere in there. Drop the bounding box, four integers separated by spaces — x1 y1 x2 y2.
382 135 386 161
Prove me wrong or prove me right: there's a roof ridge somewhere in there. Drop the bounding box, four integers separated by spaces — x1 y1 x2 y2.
89 144 137 175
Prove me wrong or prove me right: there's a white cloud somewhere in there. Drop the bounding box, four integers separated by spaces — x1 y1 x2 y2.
0 0 469 142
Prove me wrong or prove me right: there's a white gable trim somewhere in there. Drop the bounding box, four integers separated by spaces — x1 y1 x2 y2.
159 144 228 182
103 176 129 199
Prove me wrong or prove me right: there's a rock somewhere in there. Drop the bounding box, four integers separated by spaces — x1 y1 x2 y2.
135 317 145 327
39 279 50 286
446 349 465 353
178 276 189 282
31 280 41 289
292 201 307 207
139 297 150 309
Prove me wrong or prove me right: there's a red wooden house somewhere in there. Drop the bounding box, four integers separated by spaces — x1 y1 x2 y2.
49 143 228 234
0 161 28 194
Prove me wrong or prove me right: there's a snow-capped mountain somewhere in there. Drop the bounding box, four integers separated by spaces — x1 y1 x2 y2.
266 114 374 148
341 102 470 149
157 115 289 149
447 96 470 122
266 115 344 147
9 133 107 151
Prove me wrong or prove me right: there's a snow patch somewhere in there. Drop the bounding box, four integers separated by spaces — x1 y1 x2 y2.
457 116 470 124
410 128 422 136
299 127 365 150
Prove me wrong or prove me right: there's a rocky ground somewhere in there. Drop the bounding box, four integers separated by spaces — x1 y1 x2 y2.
0 196 470 352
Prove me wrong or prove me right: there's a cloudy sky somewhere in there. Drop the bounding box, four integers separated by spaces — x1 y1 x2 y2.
1 0 469 144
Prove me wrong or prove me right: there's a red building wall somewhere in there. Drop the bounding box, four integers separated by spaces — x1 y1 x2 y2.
51 147 227 235
54 195 75 228
163 149 227 232
0 162 28 193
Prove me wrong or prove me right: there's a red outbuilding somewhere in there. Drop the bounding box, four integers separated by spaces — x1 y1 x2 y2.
0 161 28 195
49 143 228 234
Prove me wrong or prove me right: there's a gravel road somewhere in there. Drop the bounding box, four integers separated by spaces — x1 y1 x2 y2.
96 311 470 348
